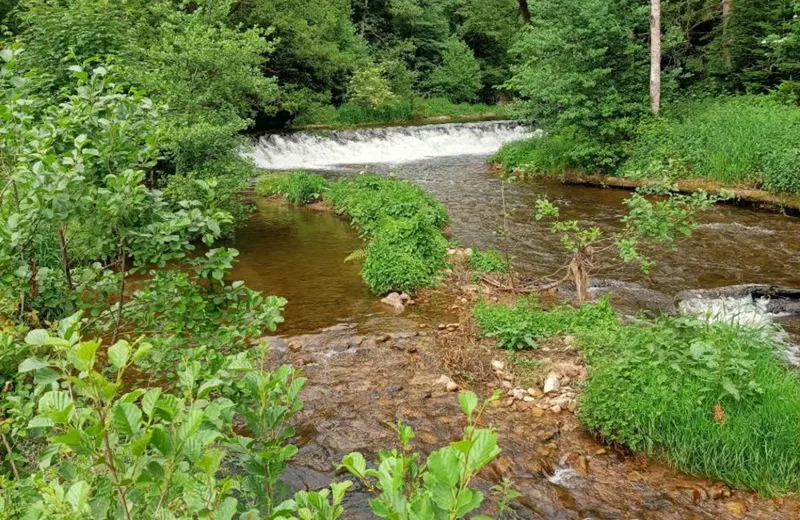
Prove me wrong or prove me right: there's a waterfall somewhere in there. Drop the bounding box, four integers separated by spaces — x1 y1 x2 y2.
251 120 535 170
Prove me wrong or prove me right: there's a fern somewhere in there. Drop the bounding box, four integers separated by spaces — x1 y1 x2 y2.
344 248 367 263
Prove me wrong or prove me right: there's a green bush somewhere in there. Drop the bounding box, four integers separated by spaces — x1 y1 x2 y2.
490 134 576 174
468 248 508 274
473 297 617 349
326 174 449 236
579 316 800 495
255 171 330 204
621 96 800 194
362 215 449 294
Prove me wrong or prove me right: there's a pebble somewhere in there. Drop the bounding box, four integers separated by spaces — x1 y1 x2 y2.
437 323 447 330
491 359 505 371
543 373 561 394
725 501 748 517
511 388 527 400
446 381 460 392
502 380 513 390
549 405 562 414
288 341 303 352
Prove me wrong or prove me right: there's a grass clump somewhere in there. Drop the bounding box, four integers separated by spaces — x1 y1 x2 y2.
255 170 330 204
490 134 578 175
473 296 616 349
326 174 449 294
621 96 800 194
468 248 509 274
580 316 800 495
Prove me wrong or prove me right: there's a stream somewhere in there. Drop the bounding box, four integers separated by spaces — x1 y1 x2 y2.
229 122 800 518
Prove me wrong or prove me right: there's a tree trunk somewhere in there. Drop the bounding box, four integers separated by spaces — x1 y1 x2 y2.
721 0 732 68
569 254 589 303
518 0 531 24
650 0 661 116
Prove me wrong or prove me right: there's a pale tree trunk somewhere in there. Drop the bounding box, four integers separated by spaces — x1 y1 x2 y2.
721 0 733 68
518 0 531 24
650 0 661 116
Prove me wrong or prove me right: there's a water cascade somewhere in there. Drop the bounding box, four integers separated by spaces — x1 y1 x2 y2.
251 120 534 170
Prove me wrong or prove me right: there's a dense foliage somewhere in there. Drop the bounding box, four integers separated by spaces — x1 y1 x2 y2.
494 0 800 195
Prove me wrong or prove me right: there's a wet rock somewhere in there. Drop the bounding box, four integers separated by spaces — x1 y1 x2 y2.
543 373 561 394
381 292 406 312
564 453 589 476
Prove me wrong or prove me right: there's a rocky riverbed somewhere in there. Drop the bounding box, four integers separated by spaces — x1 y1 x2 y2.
264 273 800 520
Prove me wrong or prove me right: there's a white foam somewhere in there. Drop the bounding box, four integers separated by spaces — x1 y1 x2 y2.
250 121 535 170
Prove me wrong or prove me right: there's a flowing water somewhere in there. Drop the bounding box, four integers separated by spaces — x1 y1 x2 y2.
234 121 800 518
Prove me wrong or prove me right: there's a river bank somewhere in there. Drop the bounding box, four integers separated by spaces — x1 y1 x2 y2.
489 165 800 215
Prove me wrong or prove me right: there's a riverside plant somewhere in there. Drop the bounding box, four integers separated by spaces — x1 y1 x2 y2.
339 390 513 520
0 313 348 519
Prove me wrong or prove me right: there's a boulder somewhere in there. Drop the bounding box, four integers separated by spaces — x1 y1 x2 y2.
381 292 406 312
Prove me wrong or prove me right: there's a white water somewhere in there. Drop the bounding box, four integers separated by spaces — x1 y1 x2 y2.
251 120 535 170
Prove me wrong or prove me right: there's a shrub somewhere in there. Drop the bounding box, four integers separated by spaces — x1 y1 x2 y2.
362 215 449 294
255 171 330 204
347 65 397 110
468 248 508 274
326 174 449 236
490 135 576 174
423 39 483 103
621 96 800 194
473 297 616 349
579 316 800 495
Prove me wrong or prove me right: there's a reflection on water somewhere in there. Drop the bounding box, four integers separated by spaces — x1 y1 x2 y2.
236 154 800 335
223 199 381 335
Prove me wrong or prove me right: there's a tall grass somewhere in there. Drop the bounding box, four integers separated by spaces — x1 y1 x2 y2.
473 297 800 495
621 96 800 194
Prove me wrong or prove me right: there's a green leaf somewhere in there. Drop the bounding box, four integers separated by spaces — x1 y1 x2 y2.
25 329 49 346
19 357 50 373
340 452 367 479
67 341 99 372
215 497 238 520
39 391 73 415
142 388 162 417
459 391 478 418
111 402 142 436
108 341 131 370
722 378 741 401
66 481 91 512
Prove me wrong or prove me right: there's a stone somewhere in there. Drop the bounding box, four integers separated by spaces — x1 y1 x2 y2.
446 323 460 330
438 323 447 330
399 293 411 302
435 375 452 386
567 400 578 413
381 292 406 312
288 341 303 352
529 406 544 417
560 375 572 386
549 405 562 414
724 501 748 517
543 373 561 394
501 380 513 390
709 485 732 500
511 388 527 400
527 387 543 398
492 359 505 371
523 396 535 403
376 334 391 343
446 381 460 392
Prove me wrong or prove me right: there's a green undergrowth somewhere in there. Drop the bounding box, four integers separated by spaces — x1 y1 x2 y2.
293 97 514 129
255 170 329 204
472 296 616 349
255 171 449 294
468 248 509 274
621 96 800 194
473 296 800 495
492 96 800 195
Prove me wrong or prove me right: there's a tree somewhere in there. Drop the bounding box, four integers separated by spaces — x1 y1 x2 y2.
424 38 482 102
651 0 661 115
518 0 531 24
